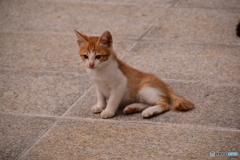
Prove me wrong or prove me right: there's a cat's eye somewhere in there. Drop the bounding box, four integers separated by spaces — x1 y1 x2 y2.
95 55 102 59
82 55 88 59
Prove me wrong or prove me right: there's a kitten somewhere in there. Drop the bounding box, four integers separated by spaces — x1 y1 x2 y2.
75 30 194 119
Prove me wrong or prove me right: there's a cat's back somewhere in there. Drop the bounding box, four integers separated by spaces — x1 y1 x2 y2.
117 59 149 85
116 58 170 97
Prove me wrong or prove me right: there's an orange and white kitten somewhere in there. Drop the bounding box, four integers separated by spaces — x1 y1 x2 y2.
75 30 194 119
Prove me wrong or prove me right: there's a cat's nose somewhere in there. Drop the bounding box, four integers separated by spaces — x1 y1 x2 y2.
89 63 94 68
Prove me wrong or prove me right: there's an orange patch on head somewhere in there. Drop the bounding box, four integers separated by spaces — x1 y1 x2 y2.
75 30 117 69
79 36 111 62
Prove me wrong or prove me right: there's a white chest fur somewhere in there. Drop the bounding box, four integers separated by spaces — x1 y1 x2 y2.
86 59 127 99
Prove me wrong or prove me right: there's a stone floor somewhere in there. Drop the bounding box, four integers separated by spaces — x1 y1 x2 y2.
0 0 240 159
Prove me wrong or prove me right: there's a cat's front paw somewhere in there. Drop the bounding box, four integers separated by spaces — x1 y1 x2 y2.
142 109 154 118
91 105 104 114
100 109 115 119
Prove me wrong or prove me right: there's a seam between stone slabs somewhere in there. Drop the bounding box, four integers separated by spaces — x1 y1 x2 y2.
1 29 239 47
119 40 139 60
136 0 181 41
173 4 240 10
61 116 240 132
1 67 88 76
2 27 238 47
136 2 175 41
0 112 61 119
137 38 240 46
61 85 95 117
140 37 240 46
162 78 240 87
0 30 75 36
170 0 181 8
41 0 176 8
0 30 139 41
2 112 239 133
17 119 58 160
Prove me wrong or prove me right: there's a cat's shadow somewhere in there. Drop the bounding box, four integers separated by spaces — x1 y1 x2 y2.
114 108 170 119
113 106 195 119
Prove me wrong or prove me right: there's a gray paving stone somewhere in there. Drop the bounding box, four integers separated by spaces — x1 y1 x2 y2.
0 0 166 38
175 0 240 9
20 119 240 160
122 41 240 84
58 0 176 7
64 81 240 129
145 8 240 44
0 32 135 73
0 114 56 160
0 70 91 116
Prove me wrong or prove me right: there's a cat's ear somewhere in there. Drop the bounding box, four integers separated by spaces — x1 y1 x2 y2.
74 30 88 47
98 31 113 48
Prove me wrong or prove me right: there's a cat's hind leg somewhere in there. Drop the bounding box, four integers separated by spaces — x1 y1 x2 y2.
142 101 170 118
123 103 149 115
137 86 170 118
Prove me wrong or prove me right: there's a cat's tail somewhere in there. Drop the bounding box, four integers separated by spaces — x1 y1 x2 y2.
170 93 195 111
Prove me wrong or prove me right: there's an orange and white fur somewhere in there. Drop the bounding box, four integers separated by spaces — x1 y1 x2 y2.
75 30 194 119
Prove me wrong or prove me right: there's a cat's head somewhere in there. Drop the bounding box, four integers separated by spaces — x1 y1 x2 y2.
74 30 114 69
